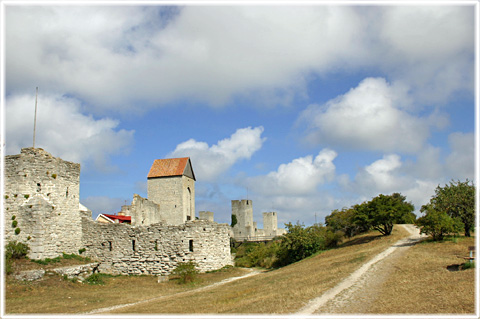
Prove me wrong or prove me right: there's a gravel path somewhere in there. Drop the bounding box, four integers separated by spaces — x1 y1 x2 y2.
82 268 262 314
297 224 426 315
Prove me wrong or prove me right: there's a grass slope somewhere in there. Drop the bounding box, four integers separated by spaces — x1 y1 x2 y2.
5 225 475 315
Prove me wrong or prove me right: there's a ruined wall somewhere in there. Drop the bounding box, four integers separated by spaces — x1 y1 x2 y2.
199 211 214 222
127 194 162 226
81 218 232 275
4 148 83 259
147 176 195 225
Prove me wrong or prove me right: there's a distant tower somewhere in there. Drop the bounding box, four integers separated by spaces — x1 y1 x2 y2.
231 199 254 239
147 157 195 225
263 212 277 238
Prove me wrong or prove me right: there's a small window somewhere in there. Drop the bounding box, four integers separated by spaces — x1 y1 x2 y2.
109 241 112 251
189 240 194 252
132 240 136 251
186 215 191 221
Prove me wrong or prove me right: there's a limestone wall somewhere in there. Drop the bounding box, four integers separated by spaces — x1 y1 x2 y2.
128 194 162 226
4 148 83 259
81 218 232 275
147 176 195 225
199 211 214 222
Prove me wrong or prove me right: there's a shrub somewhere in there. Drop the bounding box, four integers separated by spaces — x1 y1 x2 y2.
78 248 86 254
51 174 57 179
24 194 29 199
15 228 21 235
5 241 30 259
231 214 238 228
172 261 198 284
12 220 18 228
462 261 475 270
11 215 16 220
85 273 105 285
5 195 9 199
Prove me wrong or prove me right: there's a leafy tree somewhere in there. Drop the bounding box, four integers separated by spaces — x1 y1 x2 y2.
416 204 463 240
354 193 415 236
426 180 475 237
325 207 368 238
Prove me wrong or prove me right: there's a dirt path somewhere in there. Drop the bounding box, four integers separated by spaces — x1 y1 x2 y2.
82 268 262 314
297 224 426 315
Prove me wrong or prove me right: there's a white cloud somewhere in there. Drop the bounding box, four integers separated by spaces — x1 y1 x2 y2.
168 126 265 181
376 6 474 104
247 149 337 196
299 77 430 153
445 132 475 180
5 93 134 171
6 6 473 111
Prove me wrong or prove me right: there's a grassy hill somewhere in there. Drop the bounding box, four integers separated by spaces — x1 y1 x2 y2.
5 225 475 315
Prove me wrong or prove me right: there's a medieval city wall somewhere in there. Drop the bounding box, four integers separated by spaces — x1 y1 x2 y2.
81 218 232 275
4 148 83 259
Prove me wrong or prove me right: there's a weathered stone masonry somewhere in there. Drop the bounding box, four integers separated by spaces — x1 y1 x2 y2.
4 148 232 275
82 218 232 275
4 148 83 259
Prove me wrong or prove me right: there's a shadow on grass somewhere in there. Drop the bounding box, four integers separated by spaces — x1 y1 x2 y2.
339 235 383 248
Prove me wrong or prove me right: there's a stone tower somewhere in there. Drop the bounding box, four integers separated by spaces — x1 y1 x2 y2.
147 157 195 225
3 148 84 259
263 212 278 238
231 199 254 239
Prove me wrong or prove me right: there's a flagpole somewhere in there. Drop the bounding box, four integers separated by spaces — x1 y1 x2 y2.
33 87 38 148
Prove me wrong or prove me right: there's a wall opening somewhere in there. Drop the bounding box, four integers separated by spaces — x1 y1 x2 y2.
187 187 192 220
132 240 136 251
109 241 112 251
189 240 194 252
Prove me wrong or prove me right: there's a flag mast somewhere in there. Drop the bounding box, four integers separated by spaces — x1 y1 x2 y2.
33 87 38 148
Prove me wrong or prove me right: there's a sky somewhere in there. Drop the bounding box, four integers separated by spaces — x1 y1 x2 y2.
2 2 478 228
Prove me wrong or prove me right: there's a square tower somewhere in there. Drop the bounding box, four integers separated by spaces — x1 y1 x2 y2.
147 157 195 225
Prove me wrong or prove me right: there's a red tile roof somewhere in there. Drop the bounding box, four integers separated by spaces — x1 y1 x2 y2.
102 214 131 223
147 157 190 179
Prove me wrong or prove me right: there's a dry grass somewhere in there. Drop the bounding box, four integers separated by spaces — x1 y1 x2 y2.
9 225 471 315
111 226 410 314
5 266 248 314
366 235 476 314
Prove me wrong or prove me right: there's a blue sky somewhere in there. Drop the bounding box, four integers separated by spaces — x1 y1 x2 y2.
3 3 478 227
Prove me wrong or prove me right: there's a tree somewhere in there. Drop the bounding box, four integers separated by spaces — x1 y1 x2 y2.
354 193 415 236
426 180 475 237
325 207 368 238
416 204 463 241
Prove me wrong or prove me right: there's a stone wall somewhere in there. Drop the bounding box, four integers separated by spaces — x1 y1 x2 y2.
199 211 214 222
147 176 195 225
231 200 285 241
4 148 83 259
127 194 162 226
81 218 232 275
